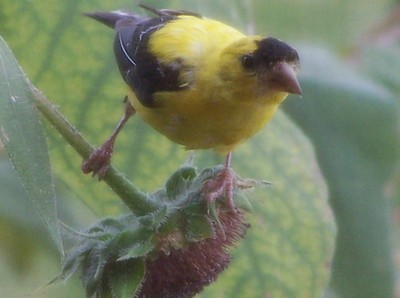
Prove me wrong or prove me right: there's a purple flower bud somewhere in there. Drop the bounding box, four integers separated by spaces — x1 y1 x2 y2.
137 210 249 297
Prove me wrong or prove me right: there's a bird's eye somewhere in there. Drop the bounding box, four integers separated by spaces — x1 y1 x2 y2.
241 54 255 70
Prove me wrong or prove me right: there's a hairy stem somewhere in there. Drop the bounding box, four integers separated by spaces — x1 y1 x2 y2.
31 86 156 215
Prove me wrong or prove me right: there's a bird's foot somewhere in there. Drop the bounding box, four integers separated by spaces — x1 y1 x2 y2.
81 139 114 179
81 99 135 179
203 167 237 212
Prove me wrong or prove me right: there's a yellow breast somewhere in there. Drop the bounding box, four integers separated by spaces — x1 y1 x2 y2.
127 16 288 154
127 88 286 154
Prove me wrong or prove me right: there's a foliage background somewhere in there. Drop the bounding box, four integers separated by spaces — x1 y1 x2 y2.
0 0 399 297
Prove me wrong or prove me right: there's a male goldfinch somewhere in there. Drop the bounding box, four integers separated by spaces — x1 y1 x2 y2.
82 5 301 209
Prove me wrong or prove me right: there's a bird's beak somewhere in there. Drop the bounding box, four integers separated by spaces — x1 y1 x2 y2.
265 62 302 95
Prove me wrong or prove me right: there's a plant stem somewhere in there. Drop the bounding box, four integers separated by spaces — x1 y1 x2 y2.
31 86 157 216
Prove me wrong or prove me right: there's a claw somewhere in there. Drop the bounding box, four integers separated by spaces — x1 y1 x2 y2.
202 152 237 211
81 140 114 179
203 167 236 211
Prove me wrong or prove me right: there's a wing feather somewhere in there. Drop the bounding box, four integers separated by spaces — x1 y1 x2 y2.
87 8 201 107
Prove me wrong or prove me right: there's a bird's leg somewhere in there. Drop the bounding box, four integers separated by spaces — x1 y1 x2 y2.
203 152 237 211
81 98 135 179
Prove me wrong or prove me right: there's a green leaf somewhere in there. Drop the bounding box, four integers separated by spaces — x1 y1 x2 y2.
0 36 63 255
109 258 145 298
0 158 45 231
118 240 154 261
165 165 197 200
57 242 92 283
138 206 169 230
81 249 102 297
0 158 50 274
185 214 214 242
283 47 399 297
362 45 400 93
233 195 253 213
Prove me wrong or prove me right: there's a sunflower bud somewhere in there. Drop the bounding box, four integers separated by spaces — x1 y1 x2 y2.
55 165 253 297
138 209 248 297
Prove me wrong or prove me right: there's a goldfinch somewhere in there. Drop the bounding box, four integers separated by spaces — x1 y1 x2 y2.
82 5 301 209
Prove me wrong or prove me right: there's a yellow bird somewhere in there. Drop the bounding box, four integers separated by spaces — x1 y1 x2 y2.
83 5 301 209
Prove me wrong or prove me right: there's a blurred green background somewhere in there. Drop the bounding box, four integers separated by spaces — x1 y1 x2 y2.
0 0 399 297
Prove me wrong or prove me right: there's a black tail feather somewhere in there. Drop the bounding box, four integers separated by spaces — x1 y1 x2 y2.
84 11 142 29
139 3 201 18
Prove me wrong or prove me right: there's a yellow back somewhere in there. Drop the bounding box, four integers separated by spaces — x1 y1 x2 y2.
148 16 245 68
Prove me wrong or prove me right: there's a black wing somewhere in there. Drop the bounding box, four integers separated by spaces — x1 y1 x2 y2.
87 8 200 107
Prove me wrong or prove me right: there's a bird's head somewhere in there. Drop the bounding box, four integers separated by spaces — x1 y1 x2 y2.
219 37 301 102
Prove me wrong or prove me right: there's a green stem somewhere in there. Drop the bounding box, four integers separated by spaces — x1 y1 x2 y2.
31 86 156 215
